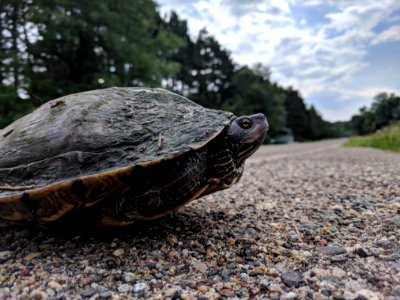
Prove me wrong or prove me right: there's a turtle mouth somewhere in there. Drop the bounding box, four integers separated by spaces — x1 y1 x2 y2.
237 131 266 164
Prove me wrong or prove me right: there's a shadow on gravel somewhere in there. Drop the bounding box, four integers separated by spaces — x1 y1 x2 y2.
0 208 235 255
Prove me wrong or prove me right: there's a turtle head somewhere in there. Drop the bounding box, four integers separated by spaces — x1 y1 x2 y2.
204 113 268 189
228 113 269 166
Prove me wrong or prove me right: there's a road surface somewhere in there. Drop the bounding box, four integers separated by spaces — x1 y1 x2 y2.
0 139 399 299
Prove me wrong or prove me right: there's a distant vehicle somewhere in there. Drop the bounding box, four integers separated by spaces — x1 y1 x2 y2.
270 128 294 144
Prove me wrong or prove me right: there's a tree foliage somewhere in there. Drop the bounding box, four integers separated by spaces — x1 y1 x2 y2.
1 1 353 142
222 66 286 137
350 93 400 135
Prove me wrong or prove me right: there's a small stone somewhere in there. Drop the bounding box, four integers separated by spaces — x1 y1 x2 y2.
124 272 136 283
19 266 30 276
192 261 207 273
354 248 369 258
182 249 189 256
220 271 229 281
91 283 99 289
113 249 125 257
321 289 331 297
117 283 130 293
317 246 347 256
356 289 379 300
144 275 154 280
388 215 400 225
281 271 303 287
330 255 348 262
259 279 269 291
313 268 329 277
90 274 102 283
48 281 62 290
268 284 282 292
172 290 182 300
319 239 328 246
220 289 235 298
274 263 287 274
165 288 179 297
332 267 346 277
197 285 208 293
29 290 48 300
132 282 146 293
99 290 112 298
235 256 245 263
240 273 250 280
80 289 96 298
24 252 41 260
280 291 297 300
208 268 219 277
343 290 356 300
181 294 191 300
0 251 13 263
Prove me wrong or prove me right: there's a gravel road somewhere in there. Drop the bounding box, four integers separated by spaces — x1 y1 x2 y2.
1 139 399 299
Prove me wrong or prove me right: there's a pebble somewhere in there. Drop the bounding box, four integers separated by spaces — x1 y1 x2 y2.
80 289 96 298
192 261 207 273
112 249 125 257
317 246 347 256
268 284 282 292
354 248 369 258
117 284 130 293
132 282 147 293
0 251 13 262
208 268 219 276
280 291 297 300
240 273 250 280
48 281 62 290
220 271 230 281
24 252 41 260
388 215 400 225
332 266 347 277
19 266 30 276
357 289 380 300
197 285 209 293
124 272 136 283
99 290 112 298
281 271 303 287
330 255 348 262
220 288 235 298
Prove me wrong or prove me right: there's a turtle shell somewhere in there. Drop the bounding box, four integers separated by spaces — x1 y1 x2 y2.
0 87 234 226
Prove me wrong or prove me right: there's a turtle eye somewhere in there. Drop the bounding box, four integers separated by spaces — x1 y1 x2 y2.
238 118 252 129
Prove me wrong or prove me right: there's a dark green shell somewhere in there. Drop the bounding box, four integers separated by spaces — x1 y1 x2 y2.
0 88 232 191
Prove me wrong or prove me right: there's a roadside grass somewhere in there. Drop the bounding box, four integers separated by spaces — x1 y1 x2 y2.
345 124 400 152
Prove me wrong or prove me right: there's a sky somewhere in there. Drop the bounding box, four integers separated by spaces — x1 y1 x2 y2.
156 0 400 122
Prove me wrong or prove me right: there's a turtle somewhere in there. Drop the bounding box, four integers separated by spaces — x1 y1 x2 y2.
0 87 268 227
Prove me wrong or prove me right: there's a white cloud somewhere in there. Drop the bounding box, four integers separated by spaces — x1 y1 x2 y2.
338 87 400 101
157 0 400 121
372 25 400 44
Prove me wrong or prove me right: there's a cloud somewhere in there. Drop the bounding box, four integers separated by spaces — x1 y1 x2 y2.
157 0 400 121
372 25 400 44
338 87 400 101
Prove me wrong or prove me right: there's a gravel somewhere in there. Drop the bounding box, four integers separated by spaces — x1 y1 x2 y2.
0 139 399 299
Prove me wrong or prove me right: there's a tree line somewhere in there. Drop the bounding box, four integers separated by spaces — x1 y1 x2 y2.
350 93 400 135
0 0 356 140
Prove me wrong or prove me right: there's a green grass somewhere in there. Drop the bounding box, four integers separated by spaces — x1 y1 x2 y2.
345 124 400 152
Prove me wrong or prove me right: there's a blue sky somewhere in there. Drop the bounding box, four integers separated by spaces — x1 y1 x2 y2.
156 0 400 121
